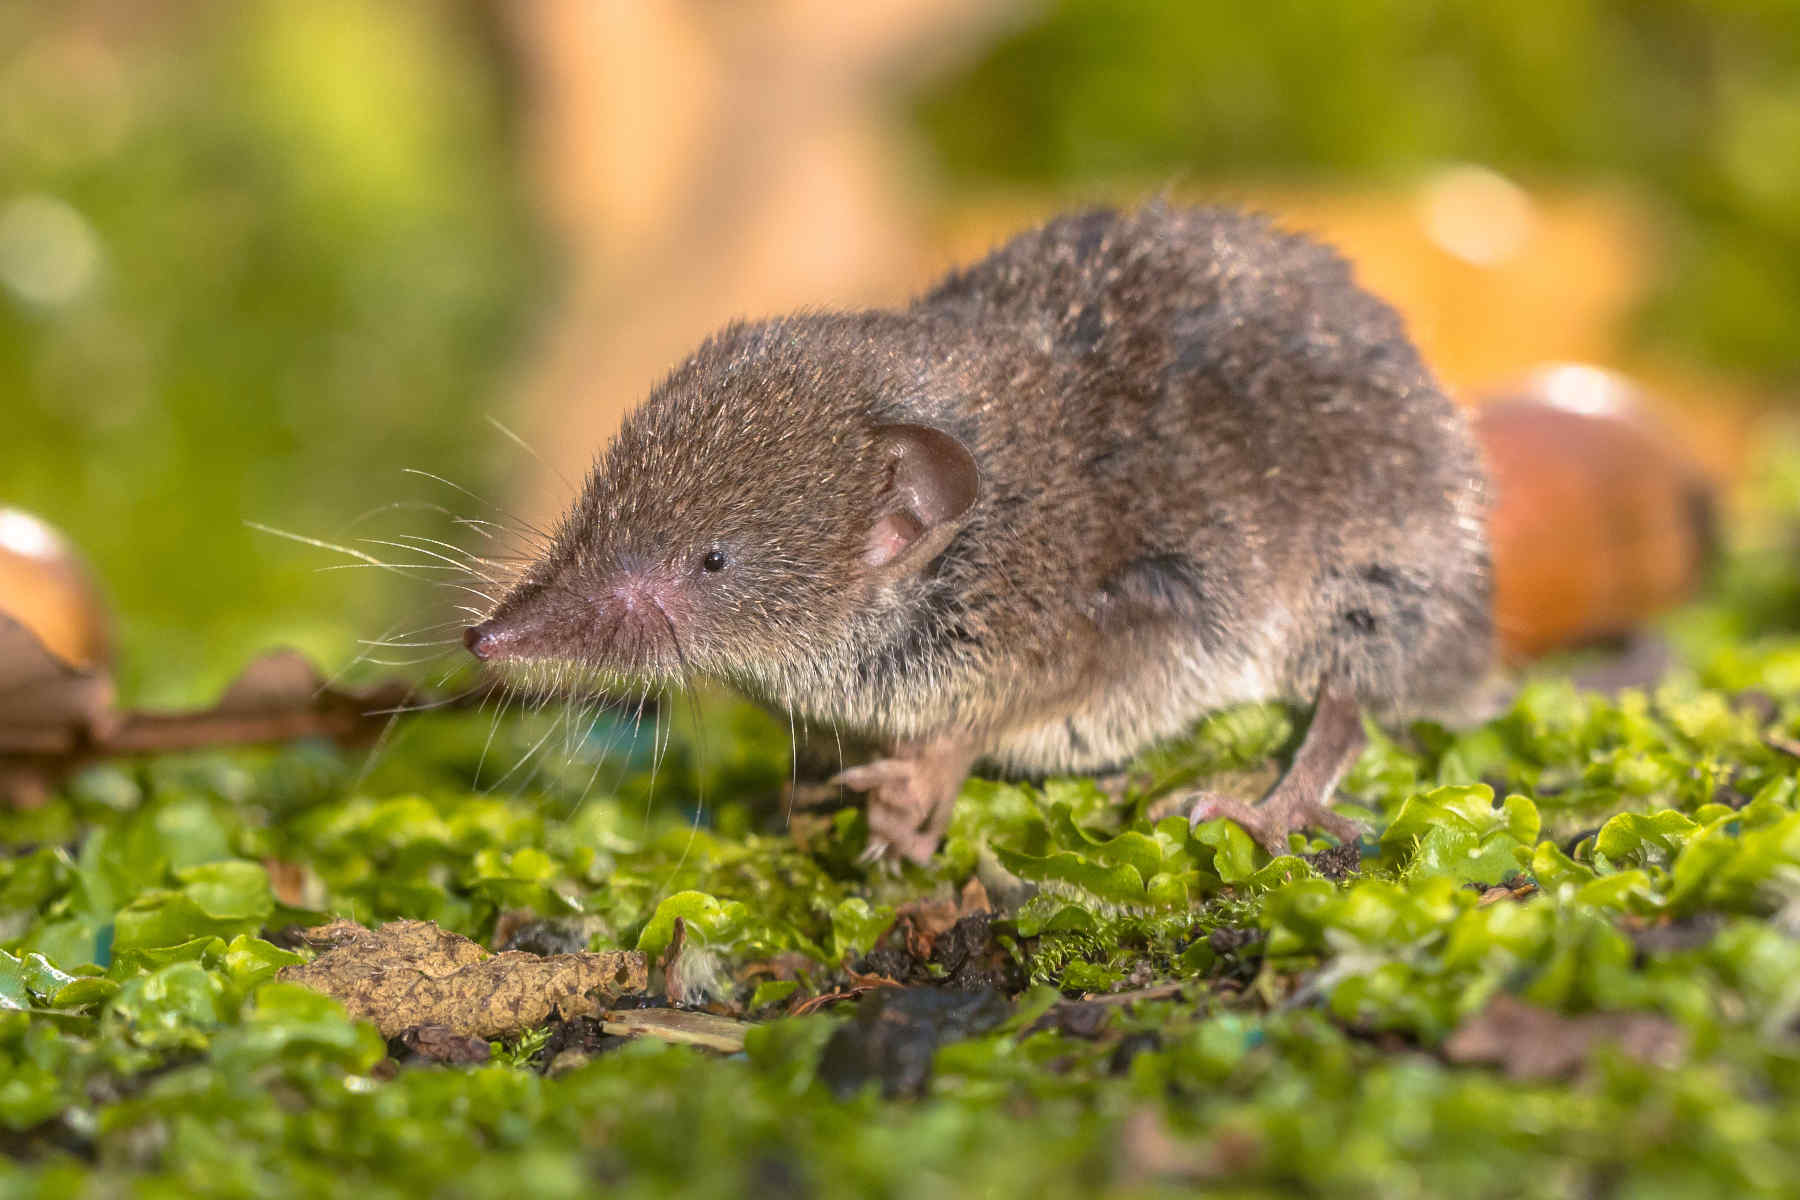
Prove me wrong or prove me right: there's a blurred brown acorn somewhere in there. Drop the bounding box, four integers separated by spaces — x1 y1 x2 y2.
0 506 118 805
0 508 438 808
1474 366 1716 663
0 507 117 731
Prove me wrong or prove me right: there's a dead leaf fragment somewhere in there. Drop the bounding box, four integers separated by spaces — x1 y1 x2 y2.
1476 879 1538 906
1443 993 1686 1080
600 1009 752 1053
278 919 648 1039
262 858 325 909
788 983 896 1018
891 896 961 962
889 876 995 963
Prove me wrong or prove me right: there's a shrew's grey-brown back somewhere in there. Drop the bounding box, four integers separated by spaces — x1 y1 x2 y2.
465 204 1494 862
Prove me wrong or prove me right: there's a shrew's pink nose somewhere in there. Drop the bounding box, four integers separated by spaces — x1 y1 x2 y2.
463 621 499 660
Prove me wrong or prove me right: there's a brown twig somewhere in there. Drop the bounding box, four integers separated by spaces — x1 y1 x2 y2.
0 661 502 806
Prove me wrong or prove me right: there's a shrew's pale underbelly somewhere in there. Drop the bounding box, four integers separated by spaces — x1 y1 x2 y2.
985 624 1291 774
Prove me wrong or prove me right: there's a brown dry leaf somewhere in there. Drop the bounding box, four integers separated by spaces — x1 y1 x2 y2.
660 916 722 1010
789 983 896 1018
734 950 817 988
599 1009 752 1053
1476 880 1538 906
891 896 960 962
262 858 325 910
278 919 648 1039
886 877 995 962
1443 993 1686 1080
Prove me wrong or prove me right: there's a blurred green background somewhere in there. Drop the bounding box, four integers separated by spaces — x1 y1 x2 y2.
917 0 1800 377
2 2 536 704
4 0 1797 706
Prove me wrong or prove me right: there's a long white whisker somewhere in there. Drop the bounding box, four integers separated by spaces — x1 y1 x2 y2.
363 681 490 717
245 522 436 580
313 562 469 574
400 468 557 543
475 688 514 787
568 695 618 819
357 636 465 649
659 678 707 898
483 713 559 794
357 537 488 577
486 414 579 498
385 532 503 569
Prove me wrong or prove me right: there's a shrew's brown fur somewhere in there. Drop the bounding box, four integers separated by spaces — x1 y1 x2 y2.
469 204 1493 858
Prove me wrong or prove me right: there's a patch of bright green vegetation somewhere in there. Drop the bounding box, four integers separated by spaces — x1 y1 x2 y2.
8 459 1800 1197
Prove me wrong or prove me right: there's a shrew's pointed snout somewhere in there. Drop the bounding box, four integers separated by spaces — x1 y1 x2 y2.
462 569 683 674
462 580 581 664
462 595 552 663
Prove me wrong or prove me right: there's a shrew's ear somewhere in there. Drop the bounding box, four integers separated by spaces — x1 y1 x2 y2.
862 424 979 580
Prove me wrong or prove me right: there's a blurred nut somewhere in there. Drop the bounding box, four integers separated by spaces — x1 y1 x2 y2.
0 506 117 742
0 506 112 672
1477 367 1715 661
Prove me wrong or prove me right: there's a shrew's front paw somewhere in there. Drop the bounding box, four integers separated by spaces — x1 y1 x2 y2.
831 758 957 865
830 736 978 866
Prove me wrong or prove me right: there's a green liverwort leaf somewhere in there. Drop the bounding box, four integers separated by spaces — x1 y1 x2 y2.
1594 810 1700 869
635 890 750 958
1380 785 1537 884
828 898 896 961
0 950 29 1012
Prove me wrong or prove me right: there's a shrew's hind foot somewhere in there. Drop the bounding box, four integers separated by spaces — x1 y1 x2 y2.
1185 785 1364 855
1184 680 1368 855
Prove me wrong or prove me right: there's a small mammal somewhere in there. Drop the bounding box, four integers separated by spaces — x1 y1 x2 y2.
465 204 1710 862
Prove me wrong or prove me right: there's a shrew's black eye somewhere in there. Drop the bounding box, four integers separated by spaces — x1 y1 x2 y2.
701 549 728 573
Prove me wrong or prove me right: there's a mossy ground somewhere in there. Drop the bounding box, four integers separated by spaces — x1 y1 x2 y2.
7 458 1800 1199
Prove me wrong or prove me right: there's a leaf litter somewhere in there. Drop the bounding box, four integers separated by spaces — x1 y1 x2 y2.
275 918 647 1039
